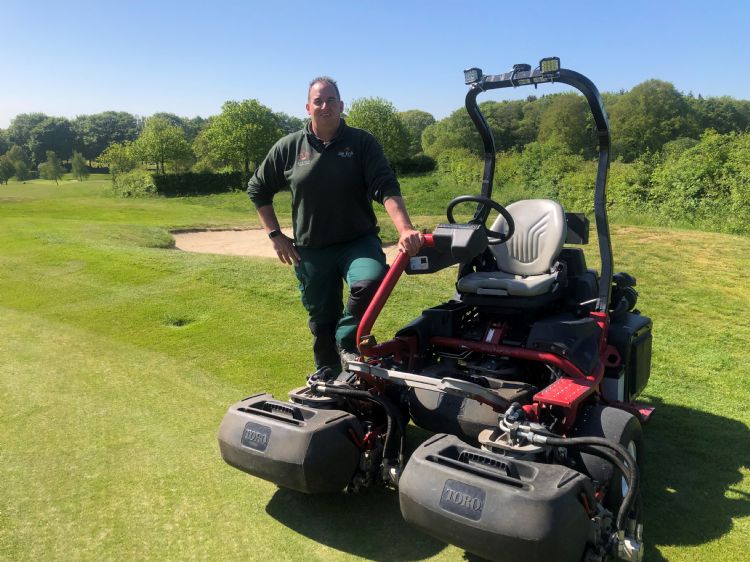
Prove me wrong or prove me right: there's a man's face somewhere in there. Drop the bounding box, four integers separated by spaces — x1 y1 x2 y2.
306 81 344 130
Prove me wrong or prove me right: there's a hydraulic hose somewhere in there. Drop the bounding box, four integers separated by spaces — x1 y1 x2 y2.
539 435 638 532
310 383 404 461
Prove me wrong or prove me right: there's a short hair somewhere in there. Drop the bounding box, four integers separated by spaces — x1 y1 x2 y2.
308 76 340 100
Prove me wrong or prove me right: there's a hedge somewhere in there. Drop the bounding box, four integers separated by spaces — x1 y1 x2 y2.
152 171 244 196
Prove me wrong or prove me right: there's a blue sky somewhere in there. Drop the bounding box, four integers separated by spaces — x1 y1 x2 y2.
2 0 748 129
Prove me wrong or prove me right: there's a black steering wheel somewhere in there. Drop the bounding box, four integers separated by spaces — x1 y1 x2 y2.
446 195 516 246
446 195 515 245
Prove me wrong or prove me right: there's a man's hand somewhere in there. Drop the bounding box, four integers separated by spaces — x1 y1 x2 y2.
271 234 301 265
398 228 424 256
384 196 424 257
256 205 300 265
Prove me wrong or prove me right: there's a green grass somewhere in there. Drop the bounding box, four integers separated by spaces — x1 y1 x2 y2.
1 176 749 561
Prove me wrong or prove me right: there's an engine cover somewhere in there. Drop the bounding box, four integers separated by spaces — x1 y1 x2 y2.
399 434 595 562
217 393 363 494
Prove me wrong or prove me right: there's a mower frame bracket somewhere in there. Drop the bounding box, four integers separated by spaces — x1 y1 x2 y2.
346 361 508 411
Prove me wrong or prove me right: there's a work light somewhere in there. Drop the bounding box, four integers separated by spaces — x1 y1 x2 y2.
464 67 482 85
540 57 561 74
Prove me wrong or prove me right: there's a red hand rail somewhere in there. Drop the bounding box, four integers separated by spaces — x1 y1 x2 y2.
357 234 434 356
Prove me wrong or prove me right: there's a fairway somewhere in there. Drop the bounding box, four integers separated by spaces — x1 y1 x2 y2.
1 177 749 561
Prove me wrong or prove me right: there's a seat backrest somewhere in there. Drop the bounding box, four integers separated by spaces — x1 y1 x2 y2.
490 199 566 276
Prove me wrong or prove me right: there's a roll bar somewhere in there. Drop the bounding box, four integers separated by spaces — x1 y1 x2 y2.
464 62 613 313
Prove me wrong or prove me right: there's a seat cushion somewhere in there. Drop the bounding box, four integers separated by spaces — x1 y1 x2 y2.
490 199 566 276
457 270 559 297
457 199 566 300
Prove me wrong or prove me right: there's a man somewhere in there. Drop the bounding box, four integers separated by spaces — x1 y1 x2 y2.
247 76 423 374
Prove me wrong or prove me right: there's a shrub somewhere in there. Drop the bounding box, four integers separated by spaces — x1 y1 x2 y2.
650 130 731 222
721 132 750 232
517 140 583 199
557 160 597 214
494 150 522 188
112 169 157 198
437 148 483 188
606 159 652 216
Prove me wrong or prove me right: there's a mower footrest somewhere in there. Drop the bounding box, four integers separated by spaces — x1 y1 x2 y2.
217 393 363 494
399 434 595 562
533 377 595 408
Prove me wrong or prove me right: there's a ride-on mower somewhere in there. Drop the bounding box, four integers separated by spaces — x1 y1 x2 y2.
218 58 654 562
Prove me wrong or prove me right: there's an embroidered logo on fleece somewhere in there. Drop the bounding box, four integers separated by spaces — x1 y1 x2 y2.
337 146 354 158
297 150 311 166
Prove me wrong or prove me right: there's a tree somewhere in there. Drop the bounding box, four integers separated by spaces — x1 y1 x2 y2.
191 119 219 172
514 97 546 148
399 109 435 157
14 160 30 182
71 151 89 181
72 111 140 163
536 93 596 157
28 117 75 164
150 112 184 128
5 145 28 167
346 97 409 163
135 116 193 174
0 129 9 155
0 155 15 184
274 112 305 135
421 108 481 159
480 100 529 151
95 141 139 179
38 151 64 185
199 99 282 176
4 145 30 181
150 112 206 143
608 80 695 162
688 96 750 136
7 113 48 148
182 116 207 143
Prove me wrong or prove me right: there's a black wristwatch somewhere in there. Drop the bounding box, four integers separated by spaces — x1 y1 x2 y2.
268 229 282 239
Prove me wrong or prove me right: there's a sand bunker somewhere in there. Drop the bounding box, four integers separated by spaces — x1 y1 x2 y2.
172 229 401 263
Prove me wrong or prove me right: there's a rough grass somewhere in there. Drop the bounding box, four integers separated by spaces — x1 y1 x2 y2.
1 176 748 561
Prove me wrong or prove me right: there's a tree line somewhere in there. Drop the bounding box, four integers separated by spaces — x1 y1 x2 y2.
421 80 750 162
1 78 749 233
2 78 748 177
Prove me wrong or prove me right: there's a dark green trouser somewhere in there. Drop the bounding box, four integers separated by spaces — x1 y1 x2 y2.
294 234 387 371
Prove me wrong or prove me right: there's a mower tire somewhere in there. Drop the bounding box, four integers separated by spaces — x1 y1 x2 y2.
572 405 643 515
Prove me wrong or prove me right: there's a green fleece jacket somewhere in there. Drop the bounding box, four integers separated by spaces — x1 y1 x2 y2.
247 120 401 248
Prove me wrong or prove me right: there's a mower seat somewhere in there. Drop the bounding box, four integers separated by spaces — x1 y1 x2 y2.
457 199 567 298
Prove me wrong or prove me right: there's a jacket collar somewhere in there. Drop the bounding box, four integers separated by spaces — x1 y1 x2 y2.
306 119 347 147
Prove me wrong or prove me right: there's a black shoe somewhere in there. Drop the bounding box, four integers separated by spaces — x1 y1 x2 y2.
307 366 338 383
